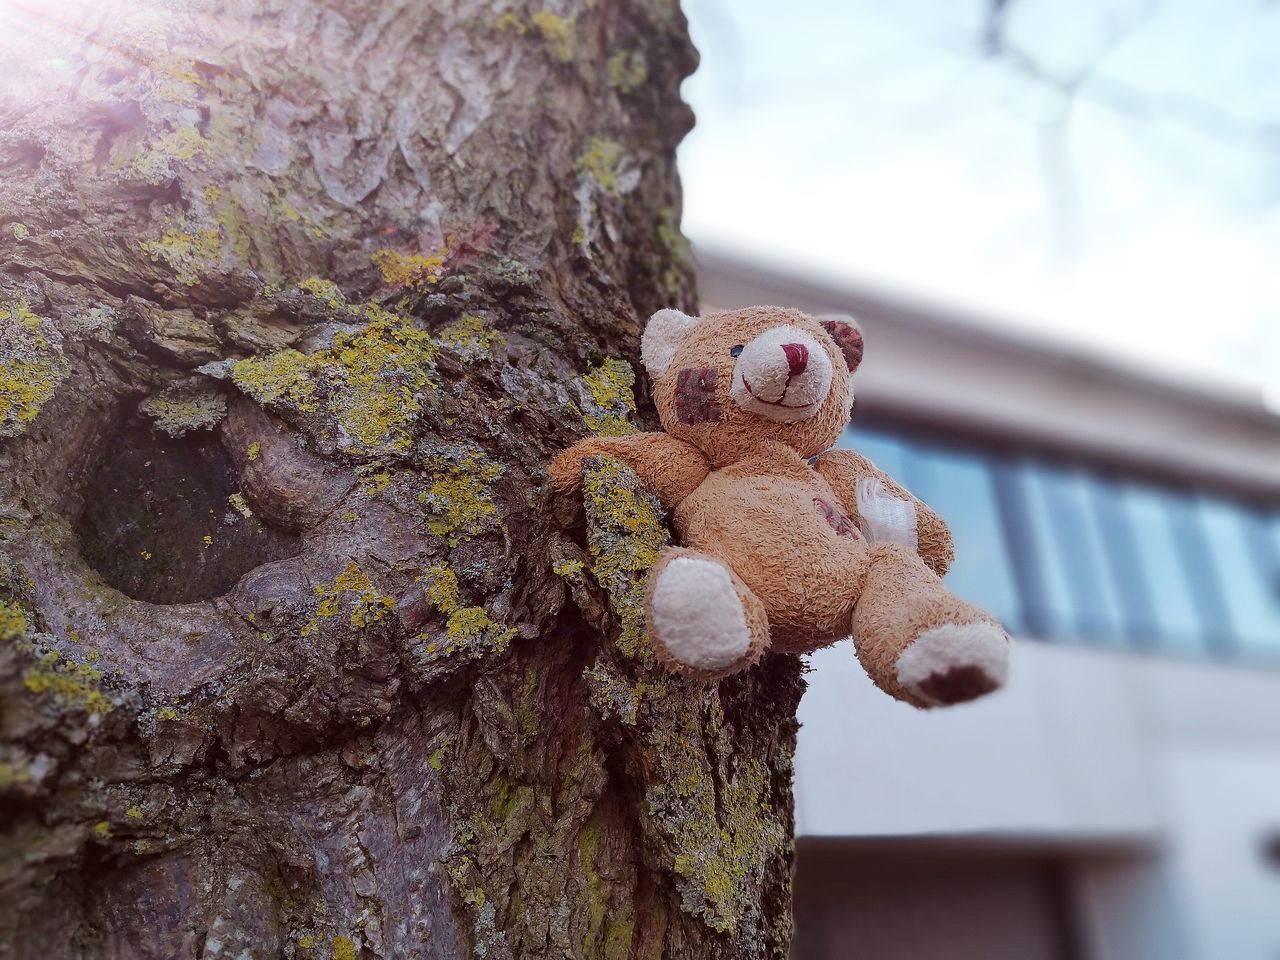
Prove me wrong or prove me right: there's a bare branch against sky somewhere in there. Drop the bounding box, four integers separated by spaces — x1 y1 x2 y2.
679 0 1280 405
983 0 1278 250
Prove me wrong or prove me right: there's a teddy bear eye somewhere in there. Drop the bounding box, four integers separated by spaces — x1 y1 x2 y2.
729 345 744 357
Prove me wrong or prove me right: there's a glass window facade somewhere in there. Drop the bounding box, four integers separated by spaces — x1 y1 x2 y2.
1198 499 1280 657
897 443 1022 630
838 424 1280 662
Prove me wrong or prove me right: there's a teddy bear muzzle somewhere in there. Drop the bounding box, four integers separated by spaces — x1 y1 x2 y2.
729 324 834 423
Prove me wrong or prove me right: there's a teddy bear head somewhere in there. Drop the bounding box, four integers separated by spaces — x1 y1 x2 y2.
640 305 864 466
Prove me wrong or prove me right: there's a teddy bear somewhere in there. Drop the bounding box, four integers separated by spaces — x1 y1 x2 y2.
550 305 1009 708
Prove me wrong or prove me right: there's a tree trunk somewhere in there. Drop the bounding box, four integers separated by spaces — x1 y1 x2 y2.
0 2 804 958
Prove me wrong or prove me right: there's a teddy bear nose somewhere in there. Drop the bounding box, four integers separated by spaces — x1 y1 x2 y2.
781 342 808 376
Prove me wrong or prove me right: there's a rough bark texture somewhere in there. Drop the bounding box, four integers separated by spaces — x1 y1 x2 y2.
0 2 805 958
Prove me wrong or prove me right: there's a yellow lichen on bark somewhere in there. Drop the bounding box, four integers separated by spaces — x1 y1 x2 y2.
326 309 438 453
138 220 223 286
139 384 227 436
582 457 666 661
437 315 505 361
232 299 438 458
577 137 623 195
579 357 637 436
531 10 576 62
421 448 502 543
0 300 67 438
22 651 113 717
0 600 27 642
425 565 461 613
232 349 318 409
606 50 647 92
371 248 446 289
311 560 396 629
414 562 516 658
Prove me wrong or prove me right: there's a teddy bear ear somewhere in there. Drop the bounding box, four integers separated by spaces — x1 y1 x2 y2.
817 314 865 373
640 308 700 377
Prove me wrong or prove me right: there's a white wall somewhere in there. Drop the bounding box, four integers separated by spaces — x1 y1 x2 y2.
1159 747 1280 960
793 640 1280 959
795 642 1163 838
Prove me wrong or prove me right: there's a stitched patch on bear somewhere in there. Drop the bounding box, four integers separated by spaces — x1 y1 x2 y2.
814 497 859 538
675 367 722 424
821 320 864 372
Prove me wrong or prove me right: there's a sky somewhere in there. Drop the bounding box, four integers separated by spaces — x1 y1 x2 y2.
678 0 1280 408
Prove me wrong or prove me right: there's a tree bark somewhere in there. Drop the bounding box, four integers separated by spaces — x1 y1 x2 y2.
0 2 804 958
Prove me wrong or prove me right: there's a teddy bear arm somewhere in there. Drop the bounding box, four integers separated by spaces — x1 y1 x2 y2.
549 433 710 509
814 450 955 576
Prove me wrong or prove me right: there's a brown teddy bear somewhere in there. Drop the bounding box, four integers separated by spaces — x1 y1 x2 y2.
551 305 1009 708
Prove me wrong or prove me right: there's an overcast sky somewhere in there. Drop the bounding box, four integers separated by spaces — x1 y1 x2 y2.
678 0 1280 408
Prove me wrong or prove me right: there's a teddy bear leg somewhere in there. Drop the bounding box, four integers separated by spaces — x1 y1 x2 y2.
851 543 1010 708
644 547 770 679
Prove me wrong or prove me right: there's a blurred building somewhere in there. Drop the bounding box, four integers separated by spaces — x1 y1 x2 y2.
697 251 1280 960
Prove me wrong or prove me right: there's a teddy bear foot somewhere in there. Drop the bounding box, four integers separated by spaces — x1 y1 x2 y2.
645 549 769 679
894 621 1010 707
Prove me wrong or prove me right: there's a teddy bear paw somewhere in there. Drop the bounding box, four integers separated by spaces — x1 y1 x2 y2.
895 621 1009 707
648 556 759 677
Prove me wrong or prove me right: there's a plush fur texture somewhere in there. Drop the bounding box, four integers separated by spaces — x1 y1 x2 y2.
646 548 769 678
549 433 709 509
551 305 1008 708
896 622 1009 706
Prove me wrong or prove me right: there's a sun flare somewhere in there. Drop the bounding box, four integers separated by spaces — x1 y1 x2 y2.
0 0 140 73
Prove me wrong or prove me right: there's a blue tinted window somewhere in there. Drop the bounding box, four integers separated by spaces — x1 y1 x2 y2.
1009 462 1077 641
1089 476 1156 647
989 460 1054 639
897 444 1022 630
1265 514 1280 586
1268 514 1280 561
842 426 909 480
1198 499 1280 656
1167 493 1235 655
839 426 1280 665
1021 463 1129 645
1112 484 1207 654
